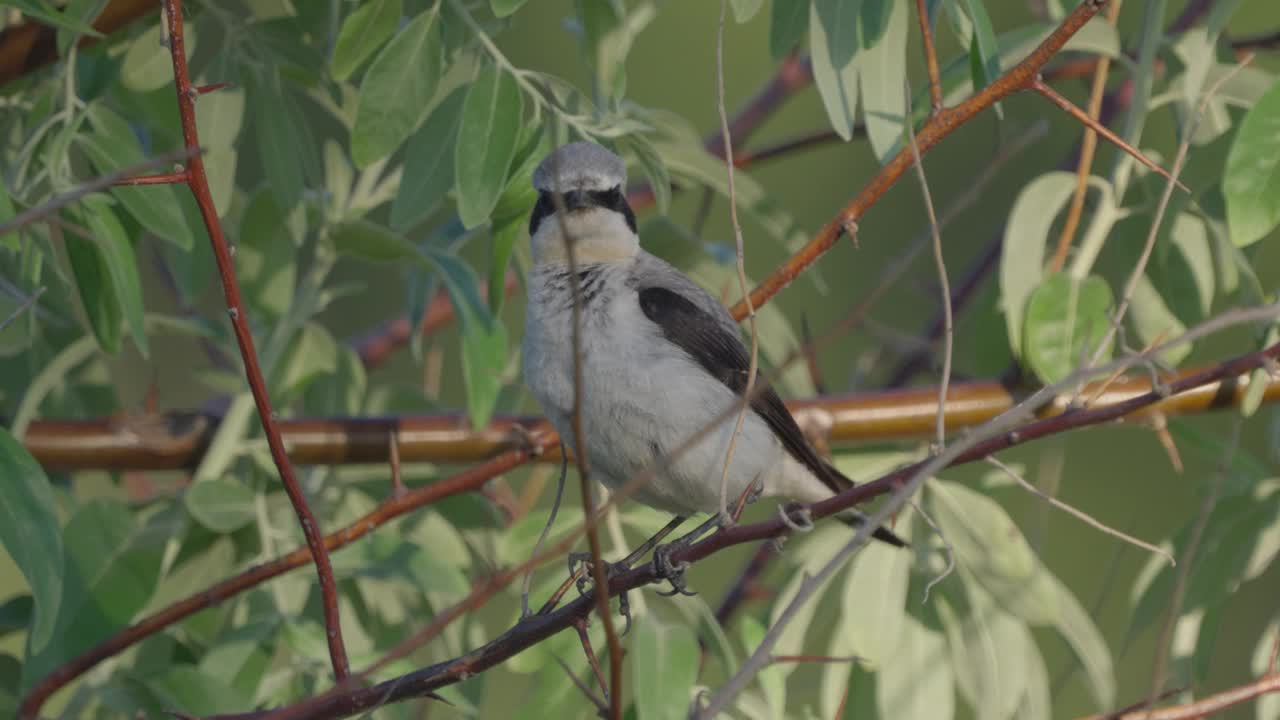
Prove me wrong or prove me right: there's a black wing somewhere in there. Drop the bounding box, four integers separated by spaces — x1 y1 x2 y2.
637 285 845 493
637 285 907 548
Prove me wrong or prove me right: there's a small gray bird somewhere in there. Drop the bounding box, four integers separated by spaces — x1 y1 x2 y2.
521 142 903 590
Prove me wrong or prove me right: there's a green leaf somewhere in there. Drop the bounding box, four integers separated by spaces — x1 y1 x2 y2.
144 664 250 715
488 216 521 312
1045 572 1114 708
0 429 63 653
1023 273 1114 384
80 195 149 356
0 595 33 639
1000 172 1077 356
813 0 863 69
22 499 168 692
455 66 524 228
928 481 1059 624
120 18 193 92
1128 274 1189 366
352 8 442 168
391 87 466 230
192 80 245 217
1224 78 1280 247
740 614 786 716
624 134 671 214
247 69 306 209
936 584 1028 720
461 319 508 430
81 105 196 250
632 613 699 720
857 0 908 163
277 322 339 399
809 1 860 140
8 0 103 37
184 478 256 533
769 0 809 60
729 0 765 23
62 221 120 351
877 615 954 719
960 0 1000 95
841 511 911 666
332 218 424 263
0 177 14 240
331 0 402 81
423 246 491 331
491 0 529 17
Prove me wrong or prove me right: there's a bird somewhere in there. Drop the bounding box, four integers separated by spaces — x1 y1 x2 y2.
520 141 905 595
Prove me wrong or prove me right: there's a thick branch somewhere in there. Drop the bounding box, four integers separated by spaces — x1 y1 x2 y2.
214 339 1280 720
21 363 1278 472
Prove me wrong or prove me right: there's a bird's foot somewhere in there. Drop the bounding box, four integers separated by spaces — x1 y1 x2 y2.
567 552 635 635
652 542 696 597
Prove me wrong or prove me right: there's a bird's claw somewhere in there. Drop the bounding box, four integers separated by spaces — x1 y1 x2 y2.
567 552 635 635
652 543 697 597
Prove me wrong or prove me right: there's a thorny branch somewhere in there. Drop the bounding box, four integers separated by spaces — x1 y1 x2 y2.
213 325 1280 720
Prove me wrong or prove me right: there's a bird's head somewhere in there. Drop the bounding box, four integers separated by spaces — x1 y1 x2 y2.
528 142 638 265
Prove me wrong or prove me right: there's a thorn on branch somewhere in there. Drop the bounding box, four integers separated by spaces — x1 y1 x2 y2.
113 169 190 186
1031 75 1189 193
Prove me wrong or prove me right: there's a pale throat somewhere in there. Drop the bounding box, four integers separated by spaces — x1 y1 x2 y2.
530 208 639 266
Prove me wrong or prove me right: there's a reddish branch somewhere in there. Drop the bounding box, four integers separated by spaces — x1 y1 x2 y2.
728 0 1115 321
15 447 541 719
208 340 1280 720
1090 673 1280 719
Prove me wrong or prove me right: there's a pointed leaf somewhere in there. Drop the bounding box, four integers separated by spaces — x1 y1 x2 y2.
184 478 257 533
0 429 63 653
331 0 402 81
633 613 699 720
81 105 196 250
391 87 466 230
729 0 765 23
770 0 809 59
1000 171 1076 356
80 195 148 356
857 0 908 163
120 19 194 92
461 319 508 430
877 615 954 719
455 66 524 228
809 1 860 140
1224 78 1280 247
352 8 442 167
840 511 911 666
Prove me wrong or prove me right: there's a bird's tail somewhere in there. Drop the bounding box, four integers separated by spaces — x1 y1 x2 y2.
836 508 909 548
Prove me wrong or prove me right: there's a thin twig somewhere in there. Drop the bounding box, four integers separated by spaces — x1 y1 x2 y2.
903 80 951 448
547 149 624 720
574 618 610 698
156 0 350 681
1087 55 1255 369
986 456 1174 565
0 286 45 333
521 450 568 618
729 0 1118 321
1049 0 1123 274
553 655 610 715
913 498 955 602
207 322 1280 720
914 0 943 113
0 147 198 238
715 0 759 522
1032 76 1188 193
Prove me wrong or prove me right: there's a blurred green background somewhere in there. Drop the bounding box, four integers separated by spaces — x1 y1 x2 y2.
3 0 1280 717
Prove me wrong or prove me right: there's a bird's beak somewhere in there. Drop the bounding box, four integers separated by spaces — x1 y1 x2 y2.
559 190 591 212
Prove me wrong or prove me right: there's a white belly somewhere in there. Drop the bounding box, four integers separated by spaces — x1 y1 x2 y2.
522 268 792 516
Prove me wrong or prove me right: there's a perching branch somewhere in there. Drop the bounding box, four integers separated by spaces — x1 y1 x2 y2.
209 327 1280 720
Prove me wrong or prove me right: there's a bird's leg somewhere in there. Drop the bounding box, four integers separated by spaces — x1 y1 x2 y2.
558 515 689 631
652 513 724 597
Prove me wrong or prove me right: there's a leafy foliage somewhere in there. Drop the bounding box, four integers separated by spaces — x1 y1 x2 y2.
0 1 1277 719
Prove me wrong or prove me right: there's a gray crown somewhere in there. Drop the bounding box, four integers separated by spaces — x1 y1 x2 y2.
532 142 626 193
